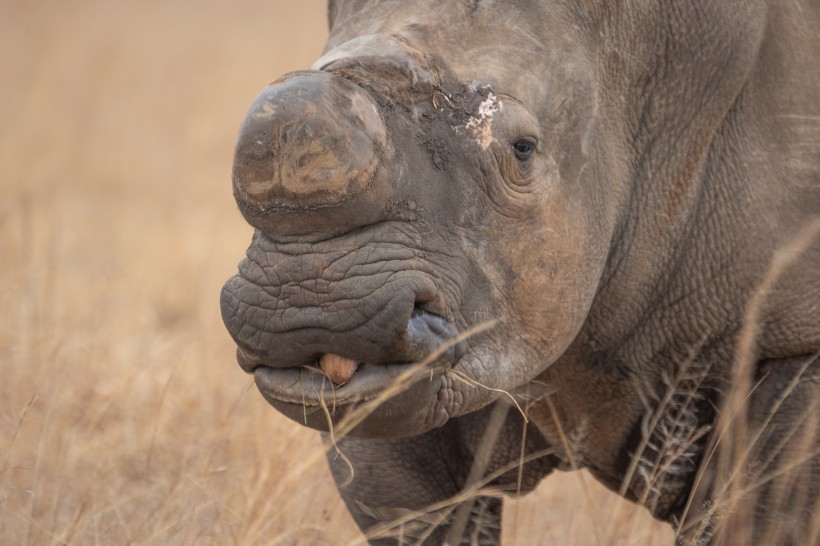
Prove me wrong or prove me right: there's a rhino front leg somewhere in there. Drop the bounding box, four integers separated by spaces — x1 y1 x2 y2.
325 402 556 545
681 355 820 546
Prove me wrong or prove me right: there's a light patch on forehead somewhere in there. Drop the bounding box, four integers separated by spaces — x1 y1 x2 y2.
463 92 502 150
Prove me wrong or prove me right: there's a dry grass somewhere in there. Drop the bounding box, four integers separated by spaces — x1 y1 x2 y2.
0 0 695 543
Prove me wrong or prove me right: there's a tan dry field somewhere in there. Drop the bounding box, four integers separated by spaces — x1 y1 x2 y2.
0 1 674 544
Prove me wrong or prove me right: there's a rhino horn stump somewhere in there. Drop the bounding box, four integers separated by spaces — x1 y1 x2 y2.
232 70 388 239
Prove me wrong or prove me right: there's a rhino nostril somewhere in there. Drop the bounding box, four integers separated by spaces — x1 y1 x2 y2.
409 308 448 337
405 308 466 364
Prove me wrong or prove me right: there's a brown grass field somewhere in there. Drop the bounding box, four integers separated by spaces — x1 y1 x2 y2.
0 1 698 543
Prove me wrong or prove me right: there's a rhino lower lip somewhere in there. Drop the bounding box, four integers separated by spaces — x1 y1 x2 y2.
253 360 445 407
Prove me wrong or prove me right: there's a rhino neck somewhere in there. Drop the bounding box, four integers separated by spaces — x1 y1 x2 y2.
581 1 820 374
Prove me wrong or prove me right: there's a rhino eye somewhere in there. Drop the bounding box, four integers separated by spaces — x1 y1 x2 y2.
512 138 535 162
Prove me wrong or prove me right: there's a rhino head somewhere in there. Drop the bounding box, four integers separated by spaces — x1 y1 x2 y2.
220 5 614 438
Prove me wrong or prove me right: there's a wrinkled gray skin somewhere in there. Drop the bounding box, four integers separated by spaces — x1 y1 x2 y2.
221 1 820 544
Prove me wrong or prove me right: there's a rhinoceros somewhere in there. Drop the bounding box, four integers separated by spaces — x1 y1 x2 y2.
220 1 820 544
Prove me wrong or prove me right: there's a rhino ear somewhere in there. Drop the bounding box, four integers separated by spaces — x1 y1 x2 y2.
327 0 340 31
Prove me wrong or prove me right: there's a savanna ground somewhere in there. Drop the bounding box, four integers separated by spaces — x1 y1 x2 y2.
1 1 679 543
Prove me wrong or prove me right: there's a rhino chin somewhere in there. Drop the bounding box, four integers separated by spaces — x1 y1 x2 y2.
255 362 453 438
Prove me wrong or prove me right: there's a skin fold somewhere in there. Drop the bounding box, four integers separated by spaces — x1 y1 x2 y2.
221 1 820 543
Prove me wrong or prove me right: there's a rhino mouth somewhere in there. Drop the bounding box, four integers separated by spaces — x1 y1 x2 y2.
236 308 467 411
220 226 476 434
252 361 437 407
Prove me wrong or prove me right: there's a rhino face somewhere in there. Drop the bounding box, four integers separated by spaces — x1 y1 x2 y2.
220 1 620 437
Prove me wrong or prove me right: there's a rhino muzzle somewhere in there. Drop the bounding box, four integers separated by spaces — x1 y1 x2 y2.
219 228 468 436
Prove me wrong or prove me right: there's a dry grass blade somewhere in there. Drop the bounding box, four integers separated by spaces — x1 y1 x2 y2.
446 368 529 423
146 368 175 475
318 378 355 488
0 394 37 471
0 506 68 546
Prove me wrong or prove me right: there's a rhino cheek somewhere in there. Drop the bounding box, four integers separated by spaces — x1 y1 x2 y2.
503 205 608 374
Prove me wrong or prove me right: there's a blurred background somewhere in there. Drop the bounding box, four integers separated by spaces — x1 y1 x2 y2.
0 1 671 543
